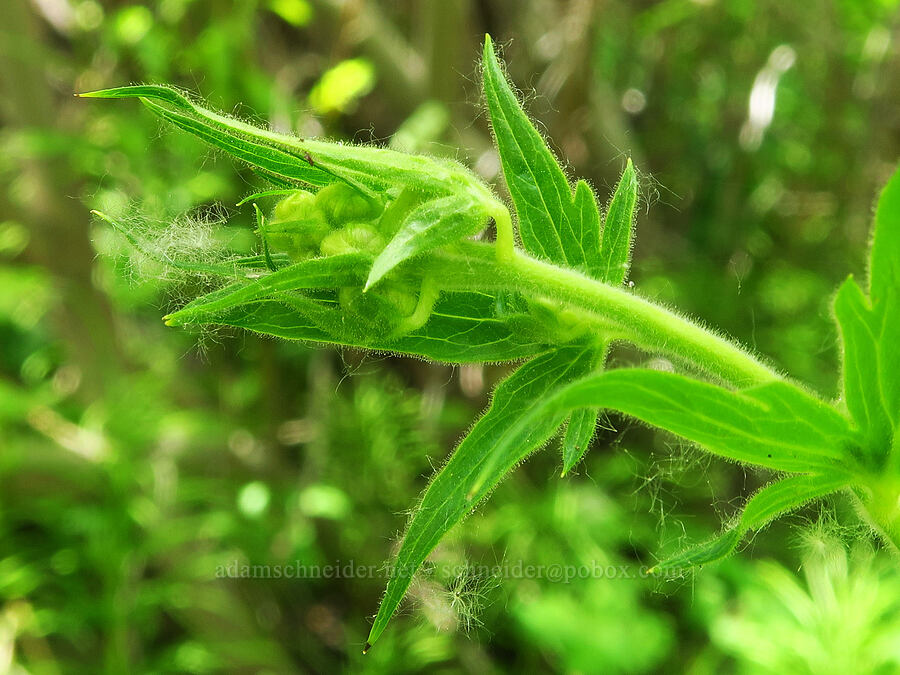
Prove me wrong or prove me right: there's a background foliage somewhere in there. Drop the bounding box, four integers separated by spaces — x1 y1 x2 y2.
1 1 899 672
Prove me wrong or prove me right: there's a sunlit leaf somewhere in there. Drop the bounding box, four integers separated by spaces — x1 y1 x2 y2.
309 58 376 114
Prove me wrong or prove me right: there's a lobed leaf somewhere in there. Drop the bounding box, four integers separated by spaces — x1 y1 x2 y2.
367 345 598 648
365 195 489 290
483 35 605 278
650 473 851 573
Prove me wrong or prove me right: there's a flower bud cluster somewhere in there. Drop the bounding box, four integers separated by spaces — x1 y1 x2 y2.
265 183 386 260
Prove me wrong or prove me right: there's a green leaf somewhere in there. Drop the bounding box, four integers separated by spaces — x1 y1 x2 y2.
163 254 370 325
598 159 638 285
833 276 893 452
175 290 552 363
140 97 335 187
79 85 496 201
651 473 851 573
365 195 489 290
367 345 597 648
561 407 599 476
483 35 605 278
880 290 900 425
546 369 857 474
863 167 900 428
869 165 900 307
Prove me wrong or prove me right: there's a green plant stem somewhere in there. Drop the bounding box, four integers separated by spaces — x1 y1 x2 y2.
431 242 780 388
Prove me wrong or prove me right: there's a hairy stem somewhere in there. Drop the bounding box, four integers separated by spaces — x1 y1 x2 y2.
433 241 780 388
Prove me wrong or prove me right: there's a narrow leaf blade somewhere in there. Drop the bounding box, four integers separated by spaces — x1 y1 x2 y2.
869 165 900 306
366 195 488 290
561 407 600 476
547 370 857 473
651 473 850 573
598 159 638 285
367 345 596 647
833 276 893 451
163 254 369 325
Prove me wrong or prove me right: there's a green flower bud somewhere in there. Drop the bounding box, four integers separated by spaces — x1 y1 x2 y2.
264 215 331 259
273 190 318 222
315 183 382 226
319 224 385 257
376 281 418 317
265 191 332 259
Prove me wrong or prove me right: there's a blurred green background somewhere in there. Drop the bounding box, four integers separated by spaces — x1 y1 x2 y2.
2 1 900 673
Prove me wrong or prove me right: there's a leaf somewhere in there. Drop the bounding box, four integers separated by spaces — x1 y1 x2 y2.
650 473 851 573
880 290 900 425
483 36 605 278
561 407 599 476
365 195 489 290
869 165 900 307
864 167 900 428
366 345 597 648
833 276 893 452
175 290 552 363
140 97 335 187
472 368 857 497
546 369 858 474
79 85 493 200
598 159 638 285
163 253 370 325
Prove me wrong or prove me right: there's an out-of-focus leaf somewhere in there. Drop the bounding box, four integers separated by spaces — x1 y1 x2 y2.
309 58 376 114
833 276 893 454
